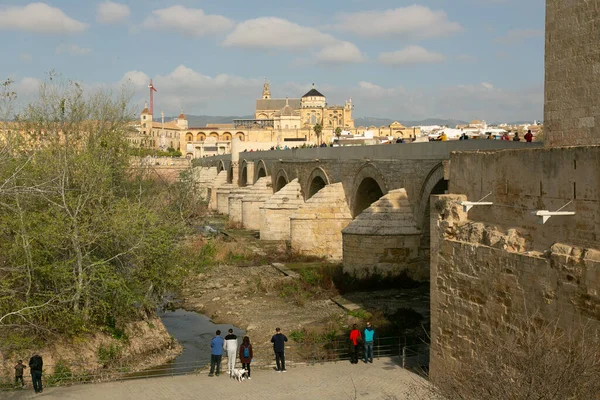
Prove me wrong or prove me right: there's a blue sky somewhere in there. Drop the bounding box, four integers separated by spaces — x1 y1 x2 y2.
1 1 545 122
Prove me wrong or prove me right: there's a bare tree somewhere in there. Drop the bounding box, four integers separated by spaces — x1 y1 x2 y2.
424 313 600 400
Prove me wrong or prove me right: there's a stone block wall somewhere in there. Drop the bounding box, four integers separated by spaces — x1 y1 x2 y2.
430 145 600 381
342 189 425 279
216 184 235 215
208 171 228 211
545 0 600 146
259 179 304 241
290 183 352 260
241 177 273 230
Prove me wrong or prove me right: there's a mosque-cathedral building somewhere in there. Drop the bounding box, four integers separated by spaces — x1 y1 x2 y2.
130 81 415 158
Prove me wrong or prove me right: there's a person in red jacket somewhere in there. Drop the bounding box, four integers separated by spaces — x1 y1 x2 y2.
524 130 533 142
239 336 253 379
349 324 362 364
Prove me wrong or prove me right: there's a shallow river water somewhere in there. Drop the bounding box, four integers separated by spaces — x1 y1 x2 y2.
143 309 244 376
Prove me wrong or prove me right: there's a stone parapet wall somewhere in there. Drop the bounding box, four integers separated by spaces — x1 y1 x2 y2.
545 0 600 146
290 183 352 260
449 146 600 251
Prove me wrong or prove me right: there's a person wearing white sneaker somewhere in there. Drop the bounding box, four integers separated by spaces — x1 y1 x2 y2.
224 329 238 376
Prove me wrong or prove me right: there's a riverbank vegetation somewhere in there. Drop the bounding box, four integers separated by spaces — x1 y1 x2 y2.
0 75 200 354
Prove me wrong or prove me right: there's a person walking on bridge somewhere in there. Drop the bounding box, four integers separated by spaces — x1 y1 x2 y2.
363 322 375 364
271 327 288 372
224 328 238 376
209 330 224 377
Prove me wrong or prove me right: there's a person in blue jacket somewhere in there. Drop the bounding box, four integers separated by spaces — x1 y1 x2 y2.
363 322 375 363
209 330 224 377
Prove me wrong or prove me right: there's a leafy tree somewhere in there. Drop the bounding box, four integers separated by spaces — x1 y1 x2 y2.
334 127 342 138
0 74 190 341
313 123 323 144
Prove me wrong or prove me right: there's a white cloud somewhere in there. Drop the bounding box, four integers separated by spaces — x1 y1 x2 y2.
120 70 150 88
223 17 337 49
0 3 87 34
56 44 92 56
495 29 543 44
315 41 365 64
142 6 234 37
9 67 543 125
97 1 130 24
378 46 446 66
334 5 462 39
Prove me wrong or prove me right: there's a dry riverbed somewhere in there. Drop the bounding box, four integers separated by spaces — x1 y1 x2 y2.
178 223 430 364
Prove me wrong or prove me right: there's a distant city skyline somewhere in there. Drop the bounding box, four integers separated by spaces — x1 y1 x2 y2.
1 0 545 122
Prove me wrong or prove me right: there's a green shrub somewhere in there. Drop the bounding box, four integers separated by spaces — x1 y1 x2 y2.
97 343 122 365
46 360 72 386
290 330 305 342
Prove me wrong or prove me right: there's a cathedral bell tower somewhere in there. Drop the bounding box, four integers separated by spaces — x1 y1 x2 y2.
262 79 271 99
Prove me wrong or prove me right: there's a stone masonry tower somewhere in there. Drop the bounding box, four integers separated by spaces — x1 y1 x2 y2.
545 1 600 146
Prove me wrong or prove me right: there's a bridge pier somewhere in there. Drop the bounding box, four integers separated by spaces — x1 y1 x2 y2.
192 166 218 202
208 170 228 211
290 183 352 260
241 177 273 230
228 187 251 223
260 179 304 241
216 183 236 215
342 189 424 279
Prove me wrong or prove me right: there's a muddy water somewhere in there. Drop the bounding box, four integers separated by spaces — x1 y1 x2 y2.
143 309 244 376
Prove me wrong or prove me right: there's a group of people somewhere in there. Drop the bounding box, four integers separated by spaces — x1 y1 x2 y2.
208 327 289 378
14 354 43 393
349 322 376 364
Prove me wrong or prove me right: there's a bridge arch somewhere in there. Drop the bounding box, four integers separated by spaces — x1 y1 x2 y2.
217 160 226 173
240 160 248 187
351 163 388 218
416 163 448 262
274 169 290 193
227 165 234 184
305 167 330 200
416 163 448 228
254 160 268 184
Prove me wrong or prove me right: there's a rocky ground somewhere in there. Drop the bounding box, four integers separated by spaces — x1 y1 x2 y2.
178 222 431 364
180 259 347 363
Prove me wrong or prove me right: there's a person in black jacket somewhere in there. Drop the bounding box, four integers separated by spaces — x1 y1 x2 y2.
29 354 43 393
270 327 288 372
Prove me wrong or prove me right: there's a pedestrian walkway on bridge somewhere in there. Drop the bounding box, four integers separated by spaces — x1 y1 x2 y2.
4 357 431 400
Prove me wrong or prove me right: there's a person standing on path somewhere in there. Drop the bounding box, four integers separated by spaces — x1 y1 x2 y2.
239 336 253 379
349 324 362 364
271 327 288 372
28 354 43 393
14 360 26 388
208 330 224 377
363 322 375 364
224 328 238 375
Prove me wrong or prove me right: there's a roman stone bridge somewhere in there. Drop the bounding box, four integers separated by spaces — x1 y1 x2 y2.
192 140 540 279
